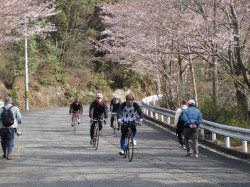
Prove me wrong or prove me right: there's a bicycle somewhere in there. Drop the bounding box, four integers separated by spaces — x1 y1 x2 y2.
111 112 119 135
72 111 79 133
92 119 106 150
123 121 138 162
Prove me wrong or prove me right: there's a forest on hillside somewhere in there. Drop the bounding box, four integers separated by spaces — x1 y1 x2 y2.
94 0 250 127
0 0 250 127
0 0 155 110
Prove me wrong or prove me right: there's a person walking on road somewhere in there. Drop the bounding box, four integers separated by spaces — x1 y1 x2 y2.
173 100 188 150
89 92 108 145
0 96 22 160
182 99 202 158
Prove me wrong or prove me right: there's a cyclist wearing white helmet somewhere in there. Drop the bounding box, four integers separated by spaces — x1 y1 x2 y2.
109 95 120 128
89 92 108 144
69 98 83 126
117 94 143 155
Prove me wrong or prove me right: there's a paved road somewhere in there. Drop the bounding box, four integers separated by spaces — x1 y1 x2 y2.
0 106 249 187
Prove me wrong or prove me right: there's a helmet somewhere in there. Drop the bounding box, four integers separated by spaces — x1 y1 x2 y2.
125 94 134 101
96 92 103 98
113 95 119 99
74 98 79 103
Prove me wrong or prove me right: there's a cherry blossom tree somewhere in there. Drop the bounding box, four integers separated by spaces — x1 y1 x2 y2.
0 0 58 46
94 0 250 114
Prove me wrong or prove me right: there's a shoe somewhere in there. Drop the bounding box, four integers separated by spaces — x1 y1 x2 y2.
78 120 80 124
119 149 125 155
2 154 6 159
194 154 199 158
7 151 12 160
90 139 93 145
117 128 120 131
133 139 137 146
100 130 102 134
186 152 192 157
182 145 187 150
71 122 74 127
16 131 22 136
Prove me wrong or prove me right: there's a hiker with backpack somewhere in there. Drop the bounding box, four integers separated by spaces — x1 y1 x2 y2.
173 100 188 150
0 96 22 160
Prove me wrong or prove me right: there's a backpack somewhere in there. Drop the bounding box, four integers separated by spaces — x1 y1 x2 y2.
177 107 185 129
1 106 14 127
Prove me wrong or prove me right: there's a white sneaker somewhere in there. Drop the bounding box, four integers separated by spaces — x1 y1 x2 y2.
16 131 22 136
133 139 137 146
90 139 93 145
119 149 125 155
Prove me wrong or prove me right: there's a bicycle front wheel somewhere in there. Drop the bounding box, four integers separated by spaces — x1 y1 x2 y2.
113 119 117 135
73 115 77 133
94 128 99 150
127 135 134 162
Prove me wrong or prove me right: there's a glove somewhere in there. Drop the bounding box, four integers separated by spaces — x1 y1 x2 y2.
139 118 143 126
118 119 123 124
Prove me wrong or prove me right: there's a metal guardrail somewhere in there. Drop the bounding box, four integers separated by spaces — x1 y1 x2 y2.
142 95 250 153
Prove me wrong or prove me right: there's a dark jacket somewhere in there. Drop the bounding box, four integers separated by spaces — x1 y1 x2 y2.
89 100 108 119
110 100 120 113
69 102 83 114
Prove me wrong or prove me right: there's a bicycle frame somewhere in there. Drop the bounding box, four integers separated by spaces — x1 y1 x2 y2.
123 121 138 162
92 119 105 150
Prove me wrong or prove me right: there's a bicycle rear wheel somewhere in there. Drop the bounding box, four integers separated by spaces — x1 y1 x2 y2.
127 135 134 162
94 128 99 150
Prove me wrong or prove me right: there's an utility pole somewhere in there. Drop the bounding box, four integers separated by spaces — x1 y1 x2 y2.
24 21 29 111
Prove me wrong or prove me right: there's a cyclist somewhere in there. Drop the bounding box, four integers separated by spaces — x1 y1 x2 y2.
89 92 108 144
117 94 143 155
69 98 83 126
109 95 120 129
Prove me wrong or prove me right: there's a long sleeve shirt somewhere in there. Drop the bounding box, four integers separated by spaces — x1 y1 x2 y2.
182 106 202 127
117 102 143 122
0 104 22 129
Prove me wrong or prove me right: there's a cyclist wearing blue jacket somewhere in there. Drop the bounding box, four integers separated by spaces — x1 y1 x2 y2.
182 99 202 158
117 94 143 155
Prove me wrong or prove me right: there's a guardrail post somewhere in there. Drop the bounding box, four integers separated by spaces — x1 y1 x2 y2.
200 129 204 138
242 141 248 153
146 109 149 116
155 113 158 120
212 132 216 141
225 137 230 148
150 111 154 118
167 116 170 125
161 115 165 122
